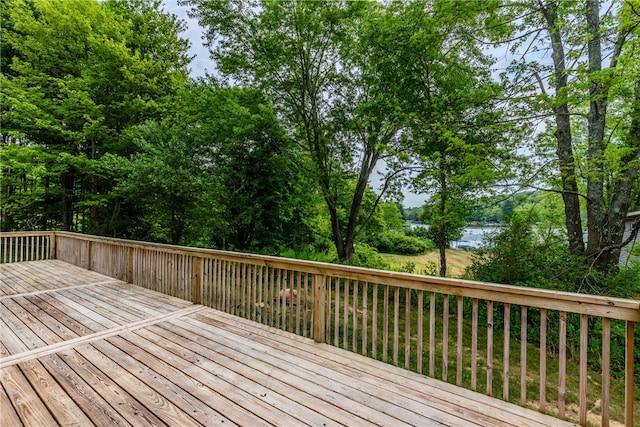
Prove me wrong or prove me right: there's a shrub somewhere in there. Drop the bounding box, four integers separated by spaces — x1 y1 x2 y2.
376 233 433 255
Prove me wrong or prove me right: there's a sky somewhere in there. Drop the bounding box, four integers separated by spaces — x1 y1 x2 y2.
163 1 432 208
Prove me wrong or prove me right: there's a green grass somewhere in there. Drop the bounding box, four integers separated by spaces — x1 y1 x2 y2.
381 249 474 277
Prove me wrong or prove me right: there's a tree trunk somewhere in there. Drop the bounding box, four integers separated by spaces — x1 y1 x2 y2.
592 80 640 271
61 170 75 231
585 0 607 260
326 197 348 261
542 2 585 255
438 163 447 277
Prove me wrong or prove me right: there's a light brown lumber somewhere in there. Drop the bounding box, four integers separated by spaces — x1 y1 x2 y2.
67 286 160 321
0 281 118 301
117 330 326 427
101 281 192 310
2 298 65 347
11 296 80 343
0 365 58 426
1 301 46 353
91 339 238 427
62 286 147 324
153 320 415 427
42 290 121 330
0 318 30 356
207 309 579 427
56 347 168 427
23 294 96 337
84 284 182 317
134 325 350 427
0 378 23 427
601 318 611 427
184 312 506 427
18 357 92 426
0 305 205 368
179 313 465 427
37 353 130 426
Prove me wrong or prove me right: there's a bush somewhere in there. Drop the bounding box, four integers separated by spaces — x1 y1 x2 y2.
375 233 434 255
347 243 390 270
465 212 640 379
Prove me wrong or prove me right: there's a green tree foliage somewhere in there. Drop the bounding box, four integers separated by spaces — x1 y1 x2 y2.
1 0 190 232
117 83 318 251
368 0 518 276
184 0 409 261
502 0 640 272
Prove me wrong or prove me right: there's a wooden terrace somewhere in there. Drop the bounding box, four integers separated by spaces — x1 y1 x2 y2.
0 260 573 426
1 232 638 426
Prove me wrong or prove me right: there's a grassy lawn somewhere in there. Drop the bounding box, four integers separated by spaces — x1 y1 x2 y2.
381 249 475 277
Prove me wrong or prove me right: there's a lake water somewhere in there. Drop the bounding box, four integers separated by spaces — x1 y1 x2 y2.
409 223 502 250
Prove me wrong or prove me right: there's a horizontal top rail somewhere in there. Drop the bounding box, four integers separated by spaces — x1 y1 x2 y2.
22 231 636 321
0 231 55 237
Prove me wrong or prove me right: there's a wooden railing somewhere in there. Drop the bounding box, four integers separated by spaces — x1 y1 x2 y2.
1 231 638 427
0 231 54 263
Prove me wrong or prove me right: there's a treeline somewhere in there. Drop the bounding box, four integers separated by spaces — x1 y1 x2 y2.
2 0 639 286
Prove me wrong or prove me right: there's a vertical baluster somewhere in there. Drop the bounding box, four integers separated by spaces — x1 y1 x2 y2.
559 311 567 419
601 317 610 427
269 266 275 327
539 308 547 414
457 295 463 386
393 286 400 366
343 279 349 350
520 306 528 407
383 285 389 363
353 280 359 353
417 290 424 375
296 271 302 335
326 277 332 340
405 288 411 369
334 278 340 346
625 321 634 427
471 298 478 391
362 282 369 357
303 272 309 336
372 283 378 360
429 292 436 377
503 303 511 401
442 294 449 381
256 264 263 323
487 300 494 396
579 313 588 426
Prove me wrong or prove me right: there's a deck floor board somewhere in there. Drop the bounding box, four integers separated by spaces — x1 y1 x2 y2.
0 260 578 427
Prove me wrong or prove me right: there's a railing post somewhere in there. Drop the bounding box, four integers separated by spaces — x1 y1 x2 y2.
86 240 93 271
49 233 57 260
126 247 134 284
193 257 202 305
312 274 326 344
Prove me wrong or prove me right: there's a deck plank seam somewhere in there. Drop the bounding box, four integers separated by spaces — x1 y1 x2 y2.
0 305 206 368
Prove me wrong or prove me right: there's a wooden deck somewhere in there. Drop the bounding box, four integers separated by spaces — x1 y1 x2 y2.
0 260 577 426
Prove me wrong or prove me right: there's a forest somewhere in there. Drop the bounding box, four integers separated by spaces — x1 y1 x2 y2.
1 0 639 295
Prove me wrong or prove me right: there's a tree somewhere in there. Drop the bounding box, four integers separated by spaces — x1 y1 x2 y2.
184 0 408 261
1 0 190 232
367 0 516 276
503 0 640 273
